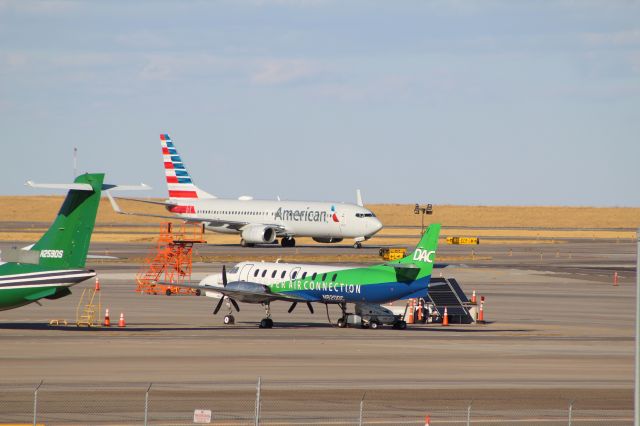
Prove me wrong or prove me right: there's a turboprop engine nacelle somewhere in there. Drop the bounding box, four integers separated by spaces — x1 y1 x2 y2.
241 225 277 244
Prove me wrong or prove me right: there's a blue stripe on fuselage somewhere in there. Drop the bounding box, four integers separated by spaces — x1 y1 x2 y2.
283 275 431 304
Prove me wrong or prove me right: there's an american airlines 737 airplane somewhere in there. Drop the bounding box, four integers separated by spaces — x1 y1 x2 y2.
110 134 383 248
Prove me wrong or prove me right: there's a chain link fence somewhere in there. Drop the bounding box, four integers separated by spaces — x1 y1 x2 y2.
0 381 633 425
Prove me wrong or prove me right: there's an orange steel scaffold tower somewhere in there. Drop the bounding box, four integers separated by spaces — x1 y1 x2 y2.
136 222 206 296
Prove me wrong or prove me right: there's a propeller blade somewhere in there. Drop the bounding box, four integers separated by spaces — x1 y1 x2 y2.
288 302 298 314
222 265 227 287
213 297 225 315
306 302 314 314
229 298 240 312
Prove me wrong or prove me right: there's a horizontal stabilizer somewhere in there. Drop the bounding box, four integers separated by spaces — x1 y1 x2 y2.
25 181 94 191
26 181 151 192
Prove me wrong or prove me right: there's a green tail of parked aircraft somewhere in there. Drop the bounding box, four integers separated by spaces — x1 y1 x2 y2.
0 173 150 312
0 173 105 311
169 223 441 329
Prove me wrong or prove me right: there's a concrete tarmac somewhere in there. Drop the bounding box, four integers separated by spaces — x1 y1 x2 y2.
0 238 635 413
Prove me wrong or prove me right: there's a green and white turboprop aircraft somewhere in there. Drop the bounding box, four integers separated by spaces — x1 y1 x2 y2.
0 173 148 311
168 224 441 329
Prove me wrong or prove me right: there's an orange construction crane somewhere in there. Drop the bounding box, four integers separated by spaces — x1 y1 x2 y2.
136 222 206 296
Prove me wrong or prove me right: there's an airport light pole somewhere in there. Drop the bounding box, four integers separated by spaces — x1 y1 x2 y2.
73 147 78 179
414 203 433 233
633 228 640 426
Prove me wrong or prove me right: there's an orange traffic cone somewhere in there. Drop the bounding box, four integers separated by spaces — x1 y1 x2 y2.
417 299 424 322
471 289 476 303
406 299 415 324
424 414 431 426
95 277 100 291
613 272 619 286
477 297 486 324
103 308 111 327
118 312 126 327
442 306 449 326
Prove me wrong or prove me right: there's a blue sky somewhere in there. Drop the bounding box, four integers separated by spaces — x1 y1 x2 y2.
1 0 639 206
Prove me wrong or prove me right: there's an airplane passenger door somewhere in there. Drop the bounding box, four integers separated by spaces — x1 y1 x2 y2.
239 263 254 282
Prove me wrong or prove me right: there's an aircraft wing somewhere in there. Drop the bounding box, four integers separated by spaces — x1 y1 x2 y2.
160 281 311 303
107 193 287 233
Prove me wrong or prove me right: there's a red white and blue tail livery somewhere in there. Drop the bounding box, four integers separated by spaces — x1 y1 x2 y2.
161 134 215 200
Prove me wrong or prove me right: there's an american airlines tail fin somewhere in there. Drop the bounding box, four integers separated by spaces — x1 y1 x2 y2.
160 133 216 200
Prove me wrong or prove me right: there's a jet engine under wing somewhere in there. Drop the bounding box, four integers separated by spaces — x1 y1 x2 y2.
159 280 313 304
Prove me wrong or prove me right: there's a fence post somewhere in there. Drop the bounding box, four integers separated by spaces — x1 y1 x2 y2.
359 392 366 426
466 400 472 426
32 380 43 426
568 399 573 426
255 376 261 426
144 383 152 426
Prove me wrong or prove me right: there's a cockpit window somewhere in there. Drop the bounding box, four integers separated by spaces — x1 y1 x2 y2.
271 270 277 278
281 270 286 279
292 271 298 279
228 266 239 274
355 212 376 218
261 270 267 278
254 269 259 277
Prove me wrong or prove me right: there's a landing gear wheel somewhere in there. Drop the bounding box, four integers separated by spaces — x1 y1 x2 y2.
195 289 201 296
223 315 235 325
370 320 381 329
165 289 172 296
393 320 407 330
281 237 296 248
354 242 363 249
259 318 273 328
337 318 347 328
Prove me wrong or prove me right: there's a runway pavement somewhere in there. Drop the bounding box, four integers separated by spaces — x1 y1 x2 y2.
0 237 635 418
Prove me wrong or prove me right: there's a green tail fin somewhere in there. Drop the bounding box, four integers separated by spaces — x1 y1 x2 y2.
397 223 441 277
31 173 104 269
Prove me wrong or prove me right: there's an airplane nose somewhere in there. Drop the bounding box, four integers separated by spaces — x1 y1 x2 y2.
370 218 383 235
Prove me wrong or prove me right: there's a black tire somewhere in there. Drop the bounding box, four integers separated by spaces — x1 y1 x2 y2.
195 289 202 296
224 315 234 325
260 318 273 329
165 289 172 296
370 321 380 329
337 318 347 328
289 238 296 247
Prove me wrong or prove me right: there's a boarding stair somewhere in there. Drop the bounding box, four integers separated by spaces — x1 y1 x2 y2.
136 223 206 296
427 278 475 324
75 287 100 327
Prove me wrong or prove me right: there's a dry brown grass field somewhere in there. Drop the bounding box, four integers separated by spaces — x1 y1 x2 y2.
0 196 638 244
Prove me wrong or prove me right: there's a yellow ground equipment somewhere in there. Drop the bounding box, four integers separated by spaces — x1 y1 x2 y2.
379 247 407 261
75 285 101 327
446 236 480 245
136 222 206 296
